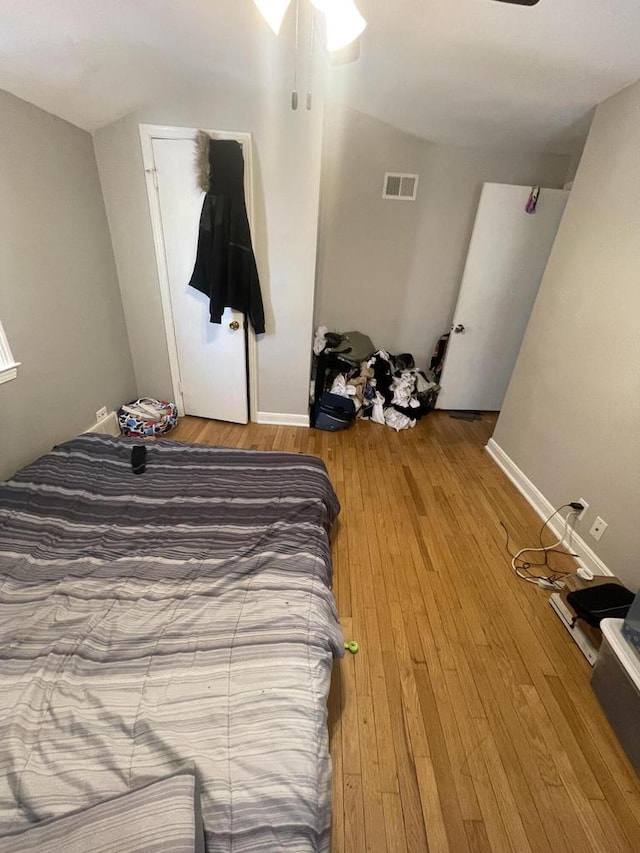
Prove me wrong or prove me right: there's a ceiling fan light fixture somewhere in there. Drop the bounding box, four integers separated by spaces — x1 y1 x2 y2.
253 0 293 35
310 0 367 51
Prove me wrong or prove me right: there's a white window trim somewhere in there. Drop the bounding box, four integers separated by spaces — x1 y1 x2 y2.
0 320 20 384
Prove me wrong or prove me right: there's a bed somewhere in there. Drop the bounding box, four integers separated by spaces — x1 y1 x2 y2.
0 434 343 851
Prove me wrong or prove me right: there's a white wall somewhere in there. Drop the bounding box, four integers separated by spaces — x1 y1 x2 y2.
314 106 570 368
0 89 135 480
493 80 640 590
94 67 324 420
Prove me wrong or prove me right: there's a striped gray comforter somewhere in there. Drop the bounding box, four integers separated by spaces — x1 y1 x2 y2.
0 434 343 851
0 772 205 853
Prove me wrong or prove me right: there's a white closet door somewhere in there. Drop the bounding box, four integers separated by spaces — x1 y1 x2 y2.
152 136 248 424
438 183 568 411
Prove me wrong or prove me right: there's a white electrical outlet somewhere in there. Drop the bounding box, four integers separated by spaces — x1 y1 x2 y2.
95 406 108 422
577 498 589 521
589 516 608 542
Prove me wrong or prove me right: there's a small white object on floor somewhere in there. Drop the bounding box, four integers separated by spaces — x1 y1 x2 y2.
577 566 594 581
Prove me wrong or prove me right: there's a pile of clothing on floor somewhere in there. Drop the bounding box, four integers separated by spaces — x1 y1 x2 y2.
312 327 440 431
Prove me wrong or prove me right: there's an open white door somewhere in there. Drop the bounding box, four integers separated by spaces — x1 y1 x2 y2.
141 126 257 424
437 183 568 411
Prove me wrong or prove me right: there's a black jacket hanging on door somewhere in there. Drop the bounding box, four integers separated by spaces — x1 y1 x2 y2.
188 138 265 334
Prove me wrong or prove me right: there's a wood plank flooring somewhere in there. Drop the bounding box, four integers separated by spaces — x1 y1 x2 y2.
170 412 640 852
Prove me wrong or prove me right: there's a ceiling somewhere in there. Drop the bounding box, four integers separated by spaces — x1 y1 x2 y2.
1 1 639 153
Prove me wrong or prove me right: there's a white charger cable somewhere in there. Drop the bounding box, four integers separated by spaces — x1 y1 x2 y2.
506 506 580 587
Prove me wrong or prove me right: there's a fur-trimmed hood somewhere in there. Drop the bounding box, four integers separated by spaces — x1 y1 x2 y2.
195 130 211 193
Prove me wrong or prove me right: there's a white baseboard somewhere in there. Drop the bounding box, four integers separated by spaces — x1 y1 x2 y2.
485 437 612 577
84 411 121 437
256 412 310 428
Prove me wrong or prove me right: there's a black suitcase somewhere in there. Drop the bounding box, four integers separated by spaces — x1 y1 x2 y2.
312 392 356 431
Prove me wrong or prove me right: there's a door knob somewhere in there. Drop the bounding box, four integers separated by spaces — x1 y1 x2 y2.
453 324 465 334
229 320 240 331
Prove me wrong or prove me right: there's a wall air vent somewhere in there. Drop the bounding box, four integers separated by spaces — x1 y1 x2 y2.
383 172 419 201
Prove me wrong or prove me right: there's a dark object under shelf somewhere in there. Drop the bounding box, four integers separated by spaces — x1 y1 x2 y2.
567 583 635 629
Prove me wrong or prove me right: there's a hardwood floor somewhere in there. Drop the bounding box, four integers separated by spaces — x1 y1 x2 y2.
170 412 640 852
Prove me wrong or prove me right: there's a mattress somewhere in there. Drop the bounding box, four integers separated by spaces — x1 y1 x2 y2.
0 434 343 851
